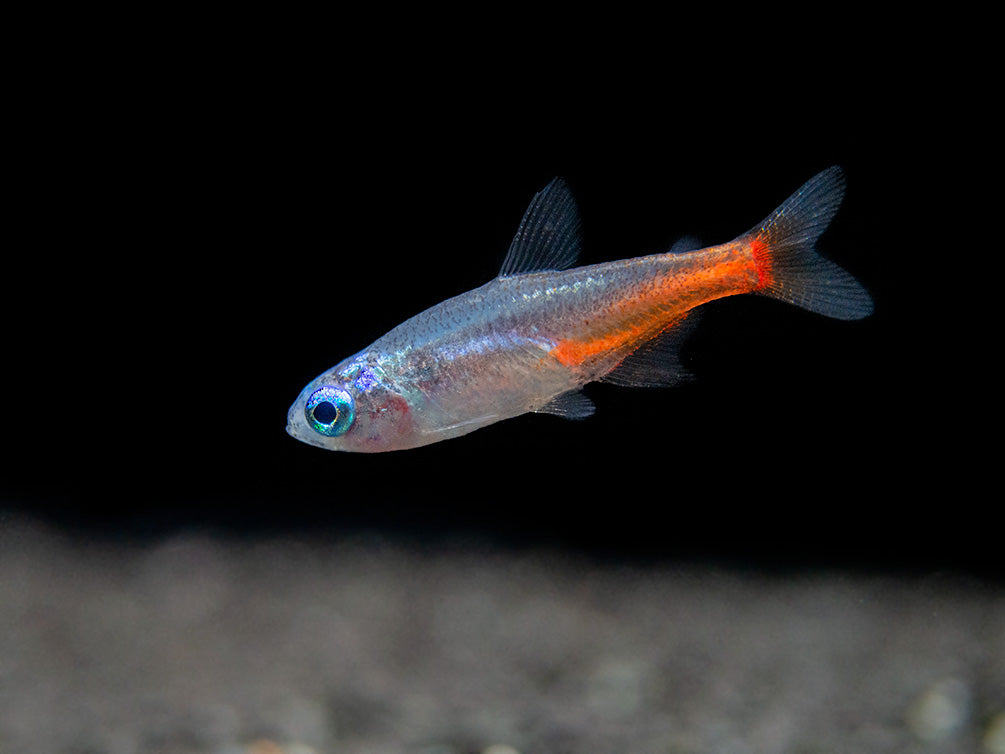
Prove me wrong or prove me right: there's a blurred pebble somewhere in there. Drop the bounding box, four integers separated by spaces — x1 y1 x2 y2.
247 741 285 754
244 741 318 754
985 712 1005 754
587 658 646 717
482 745 521 754
273 695 328 745
906 677 972 741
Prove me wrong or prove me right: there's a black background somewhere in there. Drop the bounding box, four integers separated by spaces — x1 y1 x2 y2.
4 47 987 580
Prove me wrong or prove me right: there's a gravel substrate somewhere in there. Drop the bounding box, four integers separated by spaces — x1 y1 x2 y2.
1 518 1002 754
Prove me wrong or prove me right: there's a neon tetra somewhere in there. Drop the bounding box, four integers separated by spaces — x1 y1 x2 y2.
287 168 871 452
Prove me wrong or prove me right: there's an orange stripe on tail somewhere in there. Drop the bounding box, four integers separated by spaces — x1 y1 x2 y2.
552 322 653 368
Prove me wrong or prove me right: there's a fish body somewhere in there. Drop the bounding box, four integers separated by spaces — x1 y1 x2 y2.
287 168 872 452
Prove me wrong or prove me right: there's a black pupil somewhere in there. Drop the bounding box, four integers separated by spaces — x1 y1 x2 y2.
313 401 339 425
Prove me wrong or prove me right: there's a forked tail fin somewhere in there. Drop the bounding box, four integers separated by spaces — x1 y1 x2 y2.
746 166 873 320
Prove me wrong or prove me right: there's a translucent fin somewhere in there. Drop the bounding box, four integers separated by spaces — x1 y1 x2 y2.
602 314 697 387
668 235 702 254
747 166 873 320
498 178 582 277
535 390 595 419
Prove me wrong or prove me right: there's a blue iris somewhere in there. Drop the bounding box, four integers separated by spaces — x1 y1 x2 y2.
305 385 355 436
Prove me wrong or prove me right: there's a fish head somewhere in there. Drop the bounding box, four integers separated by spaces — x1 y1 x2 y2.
286 354 416 453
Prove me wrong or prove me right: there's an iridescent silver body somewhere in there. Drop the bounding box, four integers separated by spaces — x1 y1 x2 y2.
287 247 754 452
286 170 871 452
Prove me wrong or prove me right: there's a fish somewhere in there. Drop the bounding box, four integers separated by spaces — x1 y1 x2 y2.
286 167 872 452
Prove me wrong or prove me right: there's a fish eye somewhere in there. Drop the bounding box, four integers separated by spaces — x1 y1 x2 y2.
305 385 355 436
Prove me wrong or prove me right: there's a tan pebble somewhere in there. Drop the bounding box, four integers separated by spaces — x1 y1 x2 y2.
984 712 1005 754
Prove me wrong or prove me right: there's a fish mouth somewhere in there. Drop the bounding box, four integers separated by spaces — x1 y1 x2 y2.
285 408 303 441
285 402 302 440
285 418 332 450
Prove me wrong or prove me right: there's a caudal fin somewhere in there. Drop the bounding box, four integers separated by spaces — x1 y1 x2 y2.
747 166 873 320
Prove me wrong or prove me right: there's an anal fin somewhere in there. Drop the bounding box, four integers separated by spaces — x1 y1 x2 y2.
535 390 596 419
601 314 697 388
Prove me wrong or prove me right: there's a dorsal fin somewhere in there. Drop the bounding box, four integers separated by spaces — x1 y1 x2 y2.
498 178 582 277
